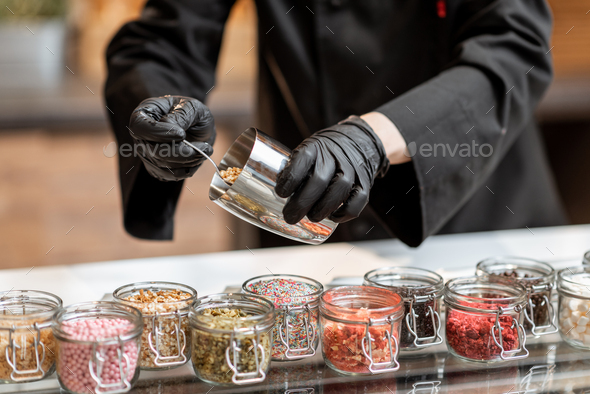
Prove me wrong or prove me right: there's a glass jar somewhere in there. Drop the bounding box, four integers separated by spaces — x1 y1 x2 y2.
476 256 557 336
583 251 590 266
190 293 274 386
557 266 590 350
0 290 62 383
242 274 323 361
113 281 197 370
319 286 404 375
363 267 443 351
52 301 142 394
444 276 529 363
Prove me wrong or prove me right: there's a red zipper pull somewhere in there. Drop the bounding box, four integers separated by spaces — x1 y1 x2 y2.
437 0 446 18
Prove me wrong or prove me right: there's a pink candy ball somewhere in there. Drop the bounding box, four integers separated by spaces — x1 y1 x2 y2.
57 318 138 394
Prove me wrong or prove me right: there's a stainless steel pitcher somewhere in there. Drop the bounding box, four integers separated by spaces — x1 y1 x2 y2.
209 128 337 244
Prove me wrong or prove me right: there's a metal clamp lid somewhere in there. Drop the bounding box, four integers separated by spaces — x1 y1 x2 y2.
519 364 555 392
405 295 443 348
407 381 441 394
147 310 187 367
360 317 400 374
4 322 47 382
491 307 529 361
278 304 316 359
523 294 558 336
225 330 267 385
89 337 133 394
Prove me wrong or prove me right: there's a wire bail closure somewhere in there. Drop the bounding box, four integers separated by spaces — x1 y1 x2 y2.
147 310 187 366
519 364 555 392
491 307 529 360
278 304 316 359
4 322 47 382
405 295 443 348
408 381 442 394
523 291 558 336
225 329 267 385
88 336 132 394
360 316 400 374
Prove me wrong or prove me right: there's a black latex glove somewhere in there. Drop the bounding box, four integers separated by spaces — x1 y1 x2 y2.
276 115 390 224
128 95 215 182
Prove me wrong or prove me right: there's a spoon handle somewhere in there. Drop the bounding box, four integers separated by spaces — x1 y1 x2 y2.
182 140 227 181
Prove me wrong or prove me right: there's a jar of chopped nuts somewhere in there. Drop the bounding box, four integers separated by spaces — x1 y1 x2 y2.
190 293 274 386
113 281 197 370
0 290 62 383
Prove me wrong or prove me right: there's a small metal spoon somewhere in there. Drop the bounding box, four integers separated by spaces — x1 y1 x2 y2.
182 140 230 184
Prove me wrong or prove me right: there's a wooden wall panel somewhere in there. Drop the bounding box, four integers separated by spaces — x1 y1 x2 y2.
71 0 590 79
547 0 590 77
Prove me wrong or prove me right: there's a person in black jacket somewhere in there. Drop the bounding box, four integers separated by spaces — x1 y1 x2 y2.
105 0 567 248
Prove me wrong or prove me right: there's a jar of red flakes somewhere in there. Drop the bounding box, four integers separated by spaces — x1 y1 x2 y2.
319 286 403 375
444 276 529 363
363 267 444 352
476 256 557 336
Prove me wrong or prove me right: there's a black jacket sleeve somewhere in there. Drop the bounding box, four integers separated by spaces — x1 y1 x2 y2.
373 0 553 246
104 0 235 240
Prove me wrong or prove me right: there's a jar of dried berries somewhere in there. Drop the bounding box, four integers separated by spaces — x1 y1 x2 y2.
444 276 529 363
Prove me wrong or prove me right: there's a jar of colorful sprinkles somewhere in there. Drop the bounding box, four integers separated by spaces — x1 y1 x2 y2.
242 274 323 361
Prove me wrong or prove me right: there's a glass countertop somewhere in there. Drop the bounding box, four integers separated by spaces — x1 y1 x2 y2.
3 319 589 393
128 332 590 394
3 284 590 394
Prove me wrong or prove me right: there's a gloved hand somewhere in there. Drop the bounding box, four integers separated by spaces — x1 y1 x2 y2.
276 115 390 224
128 95 215 182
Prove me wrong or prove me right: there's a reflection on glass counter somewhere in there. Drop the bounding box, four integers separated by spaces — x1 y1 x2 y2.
3 331 590 393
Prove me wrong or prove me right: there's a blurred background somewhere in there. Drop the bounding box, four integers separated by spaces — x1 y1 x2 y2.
0 0 588 269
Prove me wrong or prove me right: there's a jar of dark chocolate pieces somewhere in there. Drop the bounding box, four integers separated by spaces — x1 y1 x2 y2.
476 257 557 336
363 267 443 351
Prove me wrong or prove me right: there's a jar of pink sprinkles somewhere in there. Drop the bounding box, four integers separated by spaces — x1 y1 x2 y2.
52 302 142 394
